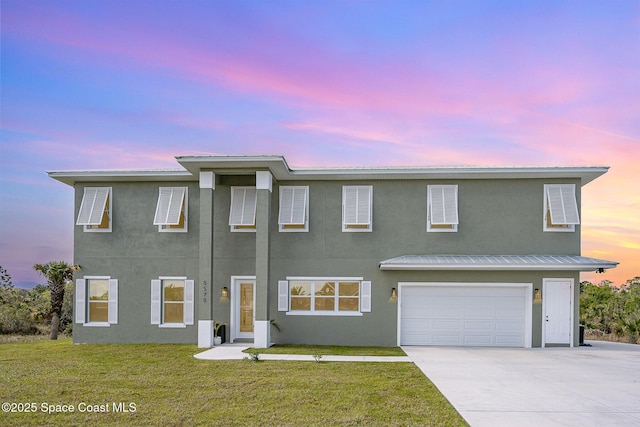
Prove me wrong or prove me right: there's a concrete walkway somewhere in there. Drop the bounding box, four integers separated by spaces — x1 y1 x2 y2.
403 341 640 427
194 343 411 362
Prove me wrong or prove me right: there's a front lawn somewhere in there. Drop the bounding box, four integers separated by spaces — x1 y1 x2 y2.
0 339 467 426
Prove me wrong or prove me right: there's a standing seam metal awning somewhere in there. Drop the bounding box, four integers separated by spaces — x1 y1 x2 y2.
379 255 618 271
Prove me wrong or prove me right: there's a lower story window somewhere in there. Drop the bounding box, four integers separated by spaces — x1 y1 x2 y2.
75 277 118 326
163 279 184 323
281 278 370 315
89 279 109 322
151 278 194 327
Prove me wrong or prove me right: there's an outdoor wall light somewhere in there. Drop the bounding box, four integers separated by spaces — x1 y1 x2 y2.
534 288 542 302
389 287 398 303
220 286 229 303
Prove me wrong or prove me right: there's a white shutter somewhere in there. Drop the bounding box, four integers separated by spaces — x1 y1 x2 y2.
108 279 118 324
278 280 289 311
184 280 194 325
77 188 97 225
154 187 186 225
229 187 257 226
361 281 371 313
89 188 109 225
151 280 161 325
75 279 86 324
547 184 580 225
343 186 371 225
153 187 172 225
279 187 308 225
429 185 458 225
77 187 110 225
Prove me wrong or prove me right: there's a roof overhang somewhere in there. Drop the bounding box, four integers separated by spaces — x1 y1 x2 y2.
47 169 194 186
379 255 618 272
48 155 610 186
176 155 609 185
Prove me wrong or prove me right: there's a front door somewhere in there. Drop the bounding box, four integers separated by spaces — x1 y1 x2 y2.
543 279 573 346
232 277 255 340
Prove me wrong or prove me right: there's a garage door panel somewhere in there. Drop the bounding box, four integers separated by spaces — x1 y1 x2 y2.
464 320 492 330
401 284 528 347
464 308 492 318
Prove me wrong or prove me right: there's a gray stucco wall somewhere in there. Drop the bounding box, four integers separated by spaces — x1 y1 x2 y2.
72 175 582 347
73 181 200 344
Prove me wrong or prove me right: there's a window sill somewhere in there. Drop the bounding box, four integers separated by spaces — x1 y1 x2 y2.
158 323 187 328
83 322 110 327
286 311 363 317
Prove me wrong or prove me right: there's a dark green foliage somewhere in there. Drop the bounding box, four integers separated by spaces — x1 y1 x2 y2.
580 277 640 343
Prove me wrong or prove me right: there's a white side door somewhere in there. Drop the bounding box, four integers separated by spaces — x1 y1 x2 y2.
543 279 573 346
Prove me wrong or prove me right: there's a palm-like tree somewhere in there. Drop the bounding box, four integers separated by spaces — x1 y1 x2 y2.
34 261 79 339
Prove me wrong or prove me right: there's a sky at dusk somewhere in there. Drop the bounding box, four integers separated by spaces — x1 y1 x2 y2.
1 0 638 288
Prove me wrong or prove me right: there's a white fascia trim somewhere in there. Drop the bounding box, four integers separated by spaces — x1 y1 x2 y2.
48 169 194 186
380 264 615 271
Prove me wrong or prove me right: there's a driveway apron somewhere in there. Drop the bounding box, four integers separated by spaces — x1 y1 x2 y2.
402 341 640 427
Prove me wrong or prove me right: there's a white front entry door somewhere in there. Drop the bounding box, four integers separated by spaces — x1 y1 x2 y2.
231 277 256 342
543 279 573 346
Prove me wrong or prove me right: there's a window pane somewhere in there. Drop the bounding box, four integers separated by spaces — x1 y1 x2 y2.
163 280 184 302
315 282 335 296
164 302 184 323
339 282 359 296
89 302 109 322
291 297 311 310
315 297 335 311
339 297 359 311
290 281 311 296
89 280 109 301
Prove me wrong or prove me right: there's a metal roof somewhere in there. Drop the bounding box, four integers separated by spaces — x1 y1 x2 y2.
379 255 618 271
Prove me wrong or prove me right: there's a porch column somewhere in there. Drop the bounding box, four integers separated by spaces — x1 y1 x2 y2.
254 170 272 348
198 171 215 348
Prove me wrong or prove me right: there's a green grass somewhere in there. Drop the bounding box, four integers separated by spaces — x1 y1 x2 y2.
0 339 467 426
246 344 407 356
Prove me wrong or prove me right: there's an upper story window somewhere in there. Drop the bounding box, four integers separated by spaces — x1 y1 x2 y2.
278 278 371 316
427 185 458 232
229 187 257 232
279 186 309 232
75 276 118 326
153 187 188 232
544 184 580 232
342 185 372 232
150 277 194 327
76 187 112 232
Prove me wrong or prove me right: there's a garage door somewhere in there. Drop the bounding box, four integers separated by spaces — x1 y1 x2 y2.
400 284 529 347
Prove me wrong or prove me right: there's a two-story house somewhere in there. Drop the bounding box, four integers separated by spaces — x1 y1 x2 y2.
49 155 617 348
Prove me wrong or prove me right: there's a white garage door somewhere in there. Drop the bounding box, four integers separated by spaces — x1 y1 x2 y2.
400 284 530 347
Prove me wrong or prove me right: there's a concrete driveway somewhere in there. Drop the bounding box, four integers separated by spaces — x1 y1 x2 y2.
402 341 640 427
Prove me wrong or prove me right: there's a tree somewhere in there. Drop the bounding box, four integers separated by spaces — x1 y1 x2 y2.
0 265 13 289
33 262 79 340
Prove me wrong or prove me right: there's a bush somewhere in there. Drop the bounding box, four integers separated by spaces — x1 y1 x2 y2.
580 277 640 344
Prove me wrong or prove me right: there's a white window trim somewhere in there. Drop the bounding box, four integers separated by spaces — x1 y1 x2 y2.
76 276 118 327
154 187 188 233
283 276 366 316
543 184 579 232
229 187 257 233
151 276 194 327
77 187 112 233
278 186 309 232
342 185 373 232
427 185 458 233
